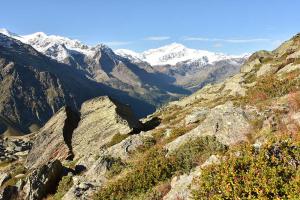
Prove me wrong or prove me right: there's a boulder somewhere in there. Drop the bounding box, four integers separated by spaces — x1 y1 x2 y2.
222 74 246 96
277 63 300 75
163 155 220 200
166 102 250 152
163 166 201 200
62 178 97 200
23 160 63 200
256 63 278 77
72 96 142 159
200 155 220 168
240 58 261 73
185 108 208 125
105 131 153 160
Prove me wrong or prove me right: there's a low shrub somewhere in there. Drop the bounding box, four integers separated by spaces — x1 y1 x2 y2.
95 136 227 199
166 126 194 143
192 135 300 199
53 175 73 200
95 147 176 200
106 133 129 147
171 136 227 173
105 157 127 178
241 72 300 105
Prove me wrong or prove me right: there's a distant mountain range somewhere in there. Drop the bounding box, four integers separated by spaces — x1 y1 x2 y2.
116 43 247 66
116 43 248 91
0 29 247 134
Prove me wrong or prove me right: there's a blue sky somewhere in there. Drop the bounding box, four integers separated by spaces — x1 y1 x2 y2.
1 0 300 54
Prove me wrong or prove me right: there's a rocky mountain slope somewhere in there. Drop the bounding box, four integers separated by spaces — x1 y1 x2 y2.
1 33 300 200
1 28 247 99
0 33 154 134
0 29 190 107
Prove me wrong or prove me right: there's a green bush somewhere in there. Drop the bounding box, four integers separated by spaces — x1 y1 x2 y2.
105 157 127 178
54 175 73 200
106 133 129 147
95 147 175 200
166 126 194 143
136 136 157 153
171 136 227 173
241 71 300 105
95 136 227 200
192 136 300 199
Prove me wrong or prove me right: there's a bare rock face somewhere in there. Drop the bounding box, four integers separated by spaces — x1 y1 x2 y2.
106 131 153 160
72 96 142 159
26 96 142 170
26 106 80 169
23 160 63 200
167 102 251 152
185 108 208 125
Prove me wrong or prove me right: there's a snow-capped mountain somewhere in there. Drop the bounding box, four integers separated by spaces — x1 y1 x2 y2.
0 28 191 111
116 43 248 91
0 28 248 104
0 28 115 63
116 43 246 66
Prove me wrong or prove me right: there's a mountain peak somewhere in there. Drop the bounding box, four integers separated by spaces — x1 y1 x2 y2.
0 28 19 37
28 31 48 38
117 43 235 66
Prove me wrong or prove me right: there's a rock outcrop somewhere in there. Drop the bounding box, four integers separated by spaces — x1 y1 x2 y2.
185 108 208 125
72 96 142 160
167 102 251 152
0 33 155 135
23 160 63 200
0 137 32 163
26 106 80 169
26 96 142 169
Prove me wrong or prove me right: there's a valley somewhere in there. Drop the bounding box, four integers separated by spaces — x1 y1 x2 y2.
0 30 300 199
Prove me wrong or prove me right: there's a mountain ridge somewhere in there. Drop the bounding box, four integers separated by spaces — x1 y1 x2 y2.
116 42 249 66
0 33 155 134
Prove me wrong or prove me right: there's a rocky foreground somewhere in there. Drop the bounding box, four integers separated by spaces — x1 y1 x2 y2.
1 34 300 199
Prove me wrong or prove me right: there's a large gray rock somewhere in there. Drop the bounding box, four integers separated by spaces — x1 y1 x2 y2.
72 96 142 159
277 63 300 75
167 102 250 152
62 132 154 199
185 108 208 125
106 131 153 160
23 160 63 200
62 176 98 200
26 106 80 169
163 166 201 200
163 155 220 200
256 63 278 77
222 73 246 96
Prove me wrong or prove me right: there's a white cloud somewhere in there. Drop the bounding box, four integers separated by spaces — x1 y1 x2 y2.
103 41 131 46
183 36 271 43
144 36 170 41
213 43 223 48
